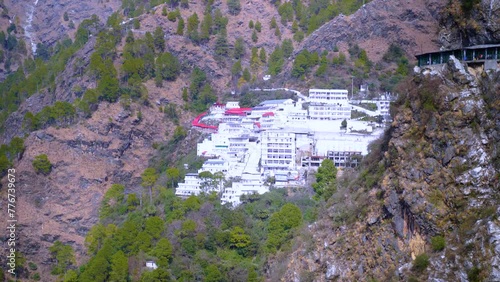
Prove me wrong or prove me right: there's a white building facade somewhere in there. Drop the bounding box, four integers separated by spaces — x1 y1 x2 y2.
308 89 351 120
261 130 296 172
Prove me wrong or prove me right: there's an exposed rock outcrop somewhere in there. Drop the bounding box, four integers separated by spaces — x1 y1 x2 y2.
300 0 447 61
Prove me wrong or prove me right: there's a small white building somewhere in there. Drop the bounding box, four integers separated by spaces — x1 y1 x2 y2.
221 173 267 206
176 173 202 197
201 159 229 174
226 101 240 109
146 261 158 270
209 102 226 115
376 100 391 116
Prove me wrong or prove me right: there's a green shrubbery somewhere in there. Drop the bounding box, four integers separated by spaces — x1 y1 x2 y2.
32 154 52 175
49 241 76 275
431 235 446 251
412 253 430 272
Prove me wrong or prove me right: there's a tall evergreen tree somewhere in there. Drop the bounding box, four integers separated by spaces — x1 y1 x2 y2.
187 13 200 43
176 17 185 35
153 27 165 52
233 37 245 59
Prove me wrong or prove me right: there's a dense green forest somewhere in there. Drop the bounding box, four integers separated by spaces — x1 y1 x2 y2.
45 186 317 281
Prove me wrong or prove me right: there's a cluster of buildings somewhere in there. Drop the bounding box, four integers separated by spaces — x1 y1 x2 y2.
175 89 389 206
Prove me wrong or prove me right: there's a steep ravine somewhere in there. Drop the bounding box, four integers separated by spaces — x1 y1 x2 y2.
269 59 499 281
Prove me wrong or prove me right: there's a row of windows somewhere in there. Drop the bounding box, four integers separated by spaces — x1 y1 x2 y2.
230 143 246 147
264 160 292 164
263 143 292 148
310 106 350 110
310 96 348 100
310 112 350 116
267 149 293 153
263 133 293 137
265 154 292 159
309 92 348 96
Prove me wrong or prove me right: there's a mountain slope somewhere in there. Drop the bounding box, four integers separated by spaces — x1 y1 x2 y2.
299 0 446 61
269 59 500 281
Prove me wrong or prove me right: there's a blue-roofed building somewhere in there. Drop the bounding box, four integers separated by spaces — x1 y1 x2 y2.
258 99 294 107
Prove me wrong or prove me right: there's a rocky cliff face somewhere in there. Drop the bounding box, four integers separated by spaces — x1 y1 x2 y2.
268 59 500 281
299 0 447 61
4 0 120 52
439 0 500 49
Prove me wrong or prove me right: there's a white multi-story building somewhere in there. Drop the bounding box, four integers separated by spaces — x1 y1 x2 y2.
229 134 250 152
176 158 228 197
260 112 276 130
376 100 391 117
221 173 267 206
176 173 202 197
261 130 296 172
197 123 252 156
308 89 351 120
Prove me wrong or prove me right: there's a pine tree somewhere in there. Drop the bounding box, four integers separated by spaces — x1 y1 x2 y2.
231 60 242 77
251 30 258 43
156 52 180 81
182 88 189 102
270 17 277 29
259 47 267 63
200 12 213 42
291 20 298 33
233 37 245 59
251 47 260 70
255 21 262 32
214 29 229 57
275 26 281 39
109 251 128 282
214 9 228 33
176 17 185 35
187 13 200 43
153 27 165 52
242 68 251 82
281 39 293 58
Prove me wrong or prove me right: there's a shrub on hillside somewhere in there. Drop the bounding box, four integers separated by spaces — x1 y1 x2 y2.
412 253 430 272
32 154 52 175
431 236 446 251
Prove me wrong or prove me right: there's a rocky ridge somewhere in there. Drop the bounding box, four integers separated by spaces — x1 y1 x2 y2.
299 0 447 62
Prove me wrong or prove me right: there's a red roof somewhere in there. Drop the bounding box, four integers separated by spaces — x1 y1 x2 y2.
254 122 261 128
262 112 275 117
224 108 252 116
192 112 218 130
